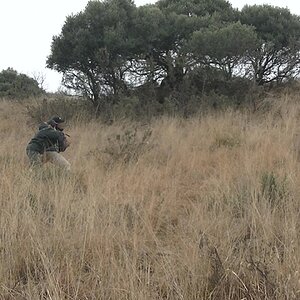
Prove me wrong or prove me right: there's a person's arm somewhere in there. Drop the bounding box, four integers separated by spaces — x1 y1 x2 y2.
58 132 70 152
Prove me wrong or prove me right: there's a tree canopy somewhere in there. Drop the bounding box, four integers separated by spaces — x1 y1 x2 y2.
240 5 300 85
47 0 300 109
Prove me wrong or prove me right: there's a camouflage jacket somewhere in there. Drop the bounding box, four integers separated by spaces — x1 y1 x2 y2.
26 123 67 154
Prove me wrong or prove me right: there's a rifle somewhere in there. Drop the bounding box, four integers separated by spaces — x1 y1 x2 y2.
56 127 70 137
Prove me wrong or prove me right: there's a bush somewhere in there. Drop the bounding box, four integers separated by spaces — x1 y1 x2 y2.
186 67 253 107
98 125 153 168
260 172 289 208
0 68 44 99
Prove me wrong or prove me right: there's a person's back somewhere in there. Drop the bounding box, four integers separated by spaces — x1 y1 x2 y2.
26 123 65 154
26 117 70 170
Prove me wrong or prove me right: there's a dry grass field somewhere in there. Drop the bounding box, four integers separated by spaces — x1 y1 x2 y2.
1 92 300 299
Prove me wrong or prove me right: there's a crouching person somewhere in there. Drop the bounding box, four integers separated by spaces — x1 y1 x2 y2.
26 116 71 170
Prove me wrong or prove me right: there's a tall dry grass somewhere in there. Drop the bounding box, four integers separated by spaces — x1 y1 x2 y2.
1 93 300 299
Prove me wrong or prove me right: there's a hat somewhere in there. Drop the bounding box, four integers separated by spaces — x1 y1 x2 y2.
48 115 65 124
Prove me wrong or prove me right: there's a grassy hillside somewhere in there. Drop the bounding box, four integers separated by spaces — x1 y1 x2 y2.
1 94 300 299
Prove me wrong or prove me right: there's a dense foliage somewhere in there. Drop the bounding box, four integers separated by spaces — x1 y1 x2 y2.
0 68 44 99
240 5 300 85
47 0 300 113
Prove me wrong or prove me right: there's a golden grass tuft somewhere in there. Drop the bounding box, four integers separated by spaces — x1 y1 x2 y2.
1 94 300 299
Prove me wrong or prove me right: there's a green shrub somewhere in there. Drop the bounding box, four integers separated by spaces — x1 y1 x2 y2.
260 172 289 208
102 126 153 166
0 68 44 99
210 134 241 150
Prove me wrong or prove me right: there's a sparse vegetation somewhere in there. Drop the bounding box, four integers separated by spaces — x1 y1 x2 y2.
1 89 300 299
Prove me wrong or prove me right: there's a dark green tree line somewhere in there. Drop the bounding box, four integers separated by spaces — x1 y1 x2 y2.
47 0 300 110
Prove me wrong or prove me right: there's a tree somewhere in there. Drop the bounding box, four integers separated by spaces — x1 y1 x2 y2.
133 6 193 88
156 0 237 20
47 0 300 114
126 0 239 96
190 22 259 79
47 0 240 106
47 0 138 108
240 5 300 85
0 68 43 99
32 71 46 90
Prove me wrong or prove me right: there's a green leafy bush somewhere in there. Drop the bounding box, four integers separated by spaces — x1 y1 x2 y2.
260 172 289 208
102 126 153 166
0 68 44 99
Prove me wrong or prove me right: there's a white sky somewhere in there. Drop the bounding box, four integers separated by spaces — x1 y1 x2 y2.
0 0 299 92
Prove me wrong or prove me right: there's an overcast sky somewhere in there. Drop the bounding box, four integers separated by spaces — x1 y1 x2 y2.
1 0 299 92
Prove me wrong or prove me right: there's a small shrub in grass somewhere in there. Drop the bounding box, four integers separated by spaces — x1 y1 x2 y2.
260 172 289 208
102 126 153 166
224 188 250 218
210 134 241 150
